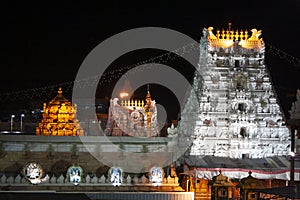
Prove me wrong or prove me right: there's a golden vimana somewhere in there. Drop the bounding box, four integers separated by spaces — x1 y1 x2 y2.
36 87 84 136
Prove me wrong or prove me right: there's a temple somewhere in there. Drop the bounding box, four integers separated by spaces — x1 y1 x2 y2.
104 89 159 137
1 25 299 199
35 87 84 136
179 26 290 159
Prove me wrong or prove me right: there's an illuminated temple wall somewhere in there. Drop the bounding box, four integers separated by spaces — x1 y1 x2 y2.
179 27 291 159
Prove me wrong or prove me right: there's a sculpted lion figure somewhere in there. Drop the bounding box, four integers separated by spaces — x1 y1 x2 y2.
248 29 262 41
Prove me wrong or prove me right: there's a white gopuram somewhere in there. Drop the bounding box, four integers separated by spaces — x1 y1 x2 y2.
179 26 291 159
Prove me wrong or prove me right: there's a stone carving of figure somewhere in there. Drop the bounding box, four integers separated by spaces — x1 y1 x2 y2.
207 27 217 40
167 123 178 137
112 98 120 106
247 123 257 138
248 29 262 41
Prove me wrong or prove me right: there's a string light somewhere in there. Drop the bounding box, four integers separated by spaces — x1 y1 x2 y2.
0 40 298 105
265 43 300 67
0 41 199 103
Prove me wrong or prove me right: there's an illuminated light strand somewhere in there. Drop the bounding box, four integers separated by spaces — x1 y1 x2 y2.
266 43 300 67
0 42 199 102
0 41 299 103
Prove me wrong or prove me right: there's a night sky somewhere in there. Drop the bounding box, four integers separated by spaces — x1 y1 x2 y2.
0 1 299 121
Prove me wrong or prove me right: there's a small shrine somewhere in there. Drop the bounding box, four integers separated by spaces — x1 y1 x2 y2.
237 171 266 200
104 89 159 137
36 87 84 136
209 171 236 200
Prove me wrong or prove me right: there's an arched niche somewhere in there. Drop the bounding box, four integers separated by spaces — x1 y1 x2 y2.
233 73 247 91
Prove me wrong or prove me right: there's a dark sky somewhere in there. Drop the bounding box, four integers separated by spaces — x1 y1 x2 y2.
0 1 299 120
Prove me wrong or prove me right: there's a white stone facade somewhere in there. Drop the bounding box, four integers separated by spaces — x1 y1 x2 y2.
104 91 159 137
180 27 291 159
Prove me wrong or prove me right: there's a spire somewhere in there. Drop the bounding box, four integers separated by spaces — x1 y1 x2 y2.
58 87 63 96
228 21 232 31
146 84 151 100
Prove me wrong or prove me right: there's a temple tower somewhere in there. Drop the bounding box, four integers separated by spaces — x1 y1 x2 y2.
104 89 159 137
180 26 290 158
36 87 84 136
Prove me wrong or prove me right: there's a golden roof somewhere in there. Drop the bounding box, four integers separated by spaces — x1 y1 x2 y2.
36 87 84 136
239 171 265 189
212 171 234 187
48 87 72 106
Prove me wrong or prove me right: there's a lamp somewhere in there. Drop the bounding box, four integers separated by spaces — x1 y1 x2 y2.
20 114 25 132
10 114 15 133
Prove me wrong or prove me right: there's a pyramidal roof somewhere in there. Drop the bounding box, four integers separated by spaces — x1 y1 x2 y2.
48 87 71 106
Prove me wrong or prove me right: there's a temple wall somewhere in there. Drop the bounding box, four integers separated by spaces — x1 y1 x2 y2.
0 135 171 175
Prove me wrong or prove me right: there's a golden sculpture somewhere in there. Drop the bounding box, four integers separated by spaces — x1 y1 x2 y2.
207 26 264 50
36 87 84 136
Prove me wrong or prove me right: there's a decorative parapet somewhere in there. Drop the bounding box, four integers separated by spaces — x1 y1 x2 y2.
207 27 264 51
0 173 179 186
121 99 145 109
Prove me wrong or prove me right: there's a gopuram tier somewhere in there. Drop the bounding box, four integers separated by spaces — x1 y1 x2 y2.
179 26 291 159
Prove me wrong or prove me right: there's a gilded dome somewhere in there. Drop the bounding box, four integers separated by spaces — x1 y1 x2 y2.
36 87 84 136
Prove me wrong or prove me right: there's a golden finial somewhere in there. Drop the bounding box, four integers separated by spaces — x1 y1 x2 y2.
58 87 63 95
244 30 249 40
131 99 134 106
138 100 141 107
216 30 220 39
121 100 124 106
235 30 239 41
240 30 244 40
221 30 225 39
226 30 230 40
230 31 234 40
228 21 232 31
135 100 137 107
141 100 144 107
